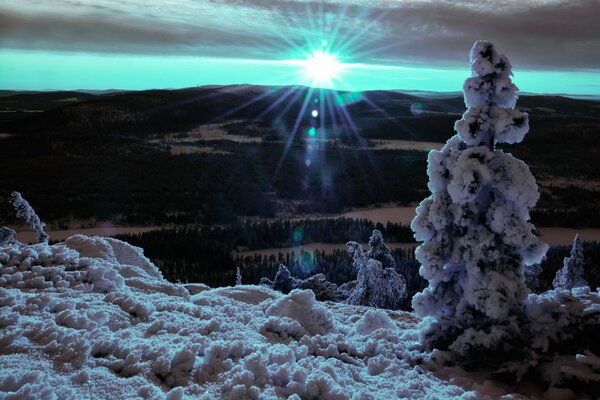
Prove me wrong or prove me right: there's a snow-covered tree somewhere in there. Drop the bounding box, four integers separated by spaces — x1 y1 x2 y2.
235 266 242 286
272 264 298 294
346 231 406 309
9 192 48 243
553 234 587 290
411 41 548 352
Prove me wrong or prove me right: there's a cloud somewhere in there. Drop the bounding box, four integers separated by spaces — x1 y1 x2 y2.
0 0 598 70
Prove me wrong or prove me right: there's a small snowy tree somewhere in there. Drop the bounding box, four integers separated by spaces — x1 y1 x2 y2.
346 231 406 309
272 264 298 294
235 266 242 286
411 41 548 352
9 192 48 243
553 234 587 290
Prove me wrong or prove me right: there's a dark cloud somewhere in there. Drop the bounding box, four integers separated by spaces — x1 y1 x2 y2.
0 0 598 70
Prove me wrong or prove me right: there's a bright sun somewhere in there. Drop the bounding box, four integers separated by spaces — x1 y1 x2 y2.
303 50 342 86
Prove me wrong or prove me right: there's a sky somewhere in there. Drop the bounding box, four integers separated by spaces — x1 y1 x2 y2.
0 0 598 94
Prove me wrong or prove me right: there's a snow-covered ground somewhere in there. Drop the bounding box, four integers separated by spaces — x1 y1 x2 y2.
0 234 529 399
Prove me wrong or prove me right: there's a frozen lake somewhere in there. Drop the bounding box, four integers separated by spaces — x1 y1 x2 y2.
14 207 599 247
16 226 160 244
294 206 600 246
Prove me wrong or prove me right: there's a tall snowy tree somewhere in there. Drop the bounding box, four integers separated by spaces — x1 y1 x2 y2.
553 234 587 290
411 41 548 352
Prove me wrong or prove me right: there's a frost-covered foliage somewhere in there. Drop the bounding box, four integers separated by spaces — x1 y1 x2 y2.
411 41 548 352
236 266 242 286
0 226 16 247
553 234 587 290
0 234 492 399
524 263 543 292
518 287 600 387
365 230 396 270
346 231 406 309
335 280 357 301
9 191 48 243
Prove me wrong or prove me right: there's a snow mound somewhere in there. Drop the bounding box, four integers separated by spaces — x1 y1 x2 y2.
0 235 510 399
264 289 334 336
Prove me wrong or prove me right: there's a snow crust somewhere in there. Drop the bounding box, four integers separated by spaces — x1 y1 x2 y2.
0 235 490 399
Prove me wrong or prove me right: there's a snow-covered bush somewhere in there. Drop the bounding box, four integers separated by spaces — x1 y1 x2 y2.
9 192 48 243
297 273 340 302
346 230 406 309
411 41 548 352
0 227 16 246
553 234 587 290
262 265 341 301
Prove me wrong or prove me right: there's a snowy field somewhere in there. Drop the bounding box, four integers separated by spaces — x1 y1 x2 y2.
0 234 537 399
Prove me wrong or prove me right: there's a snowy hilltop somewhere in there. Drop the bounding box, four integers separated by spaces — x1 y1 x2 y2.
1 234 489 399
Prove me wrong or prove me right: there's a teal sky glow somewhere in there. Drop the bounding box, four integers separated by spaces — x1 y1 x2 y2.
1 49 598 95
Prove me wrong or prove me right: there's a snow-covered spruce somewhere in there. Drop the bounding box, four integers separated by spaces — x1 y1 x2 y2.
553 233 587 290
411 41 548 352
0 235 488 399
346 230 406 310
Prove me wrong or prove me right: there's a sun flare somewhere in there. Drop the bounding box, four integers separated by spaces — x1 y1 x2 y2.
303 50 343 86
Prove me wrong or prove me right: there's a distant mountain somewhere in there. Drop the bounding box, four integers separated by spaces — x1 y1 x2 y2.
1 85 598 139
